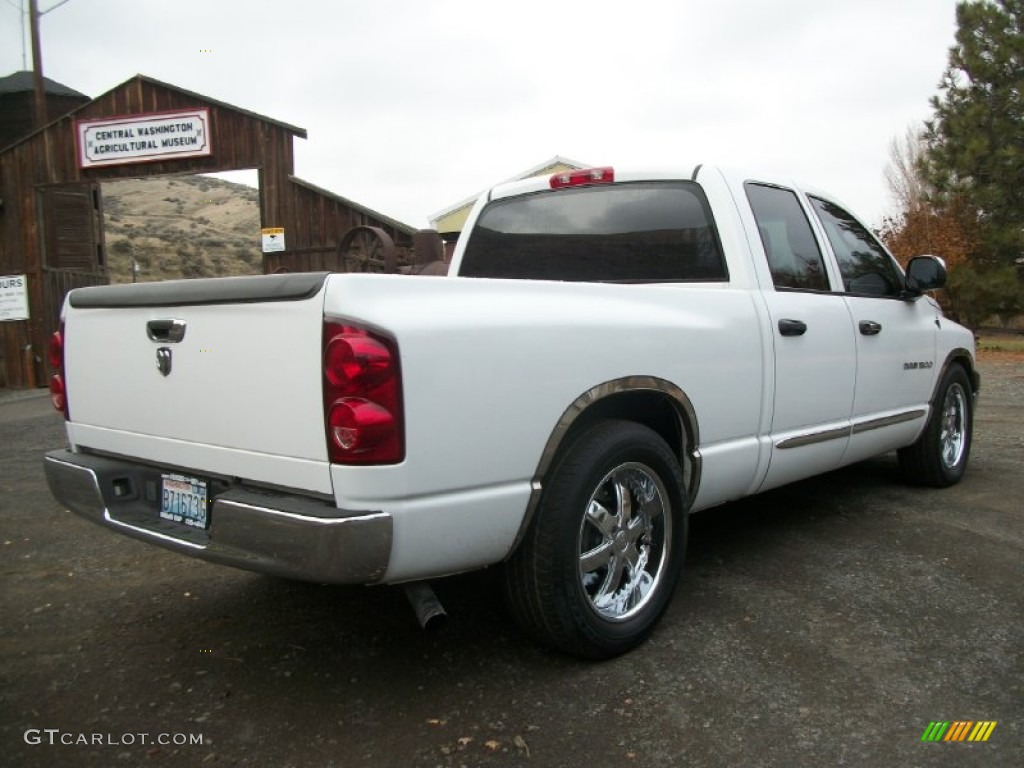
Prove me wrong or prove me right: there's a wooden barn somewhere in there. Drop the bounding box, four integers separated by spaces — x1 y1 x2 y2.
0 71 90 150
0 73 430 390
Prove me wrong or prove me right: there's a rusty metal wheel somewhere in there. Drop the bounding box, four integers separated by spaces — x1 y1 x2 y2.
413 260 449 276
339 226 397 273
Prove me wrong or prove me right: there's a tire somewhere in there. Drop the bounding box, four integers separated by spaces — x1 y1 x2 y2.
898 365 973 487
503 419 688 659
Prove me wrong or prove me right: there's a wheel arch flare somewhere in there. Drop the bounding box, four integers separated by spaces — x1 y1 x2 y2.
508 376 701 556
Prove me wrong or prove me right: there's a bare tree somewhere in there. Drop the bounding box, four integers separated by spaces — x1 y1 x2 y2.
884 124 930 218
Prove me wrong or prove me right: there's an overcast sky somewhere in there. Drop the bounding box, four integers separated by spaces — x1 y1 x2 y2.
2 0 959 228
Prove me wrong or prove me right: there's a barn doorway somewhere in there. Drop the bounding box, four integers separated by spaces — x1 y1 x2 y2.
98 169 261 284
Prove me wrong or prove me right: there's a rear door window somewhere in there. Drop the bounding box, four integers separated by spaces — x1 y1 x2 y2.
459 181 727 282
744 183 830 291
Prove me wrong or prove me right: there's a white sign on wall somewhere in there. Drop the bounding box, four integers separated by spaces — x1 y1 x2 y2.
0 274 29 321
76 109 212 168
261 228 285 253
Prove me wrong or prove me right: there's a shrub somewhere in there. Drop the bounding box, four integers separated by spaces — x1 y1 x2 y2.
947 264 1024 328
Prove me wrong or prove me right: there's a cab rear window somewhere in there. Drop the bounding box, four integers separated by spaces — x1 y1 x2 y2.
459 181 727 282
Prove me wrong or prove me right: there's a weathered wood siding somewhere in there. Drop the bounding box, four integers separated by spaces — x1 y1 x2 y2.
0 75 308 389
263 177 416 273
1 74 421 389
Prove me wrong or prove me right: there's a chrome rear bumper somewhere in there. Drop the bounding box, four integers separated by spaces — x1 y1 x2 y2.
43 450 392 584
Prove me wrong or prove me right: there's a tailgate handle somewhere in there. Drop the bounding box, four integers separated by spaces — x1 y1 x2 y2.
146 319 187 343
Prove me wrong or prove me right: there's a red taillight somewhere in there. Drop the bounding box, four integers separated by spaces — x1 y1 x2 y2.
49 374 65 413
324 333 393 391
328 399 397 451
49 331 63 369
550 166 615 189
322 322 403 464
49 329 69 419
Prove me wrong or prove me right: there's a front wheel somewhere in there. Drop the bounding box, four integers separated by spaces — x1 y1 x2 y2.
898 365 974 487
503 420 688 659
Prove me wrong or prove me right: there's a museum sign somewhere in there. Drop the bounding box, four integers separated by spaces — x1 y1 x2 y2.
76 109 212 168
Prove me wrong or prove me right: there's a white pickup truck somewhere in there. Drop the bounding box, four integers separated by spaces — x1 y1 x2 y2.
44 165 978 659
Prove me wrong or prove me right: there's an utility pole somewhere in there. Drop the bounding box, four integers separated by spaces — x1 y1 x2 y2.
29 0 46 130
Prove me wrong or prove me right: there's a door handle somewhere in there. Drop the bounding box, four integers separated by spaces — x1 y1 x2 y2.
778 319 807 337
859 320 882 336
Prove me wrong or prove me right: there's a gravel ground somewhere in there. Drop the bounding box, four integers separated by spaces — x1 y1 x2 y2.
1 361 1021 767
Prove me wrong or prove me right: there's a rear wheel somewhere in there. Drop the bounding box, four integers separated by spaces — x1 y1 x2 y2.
503 420 688 659
898 365 973 487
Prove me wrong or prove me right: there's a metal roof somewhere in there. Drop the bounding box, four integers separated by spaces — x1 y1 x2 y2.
428 155 591 224
0 70 89 98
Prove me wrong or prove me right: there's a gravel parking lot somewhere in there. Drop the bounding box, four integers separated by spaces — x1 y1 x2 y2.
2 360 1021 767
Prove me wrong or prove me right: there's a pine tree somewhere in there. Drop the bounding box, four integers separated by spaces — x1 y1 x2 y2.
922 0 1024 267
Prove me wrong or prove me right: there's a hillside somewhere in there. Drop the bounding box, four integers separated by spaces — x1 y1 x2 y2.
101 174 262 284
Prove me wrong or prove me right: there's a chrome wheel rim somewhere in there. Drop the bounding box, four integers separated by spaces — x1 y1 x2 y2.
940 383 968 469
577 462 671 622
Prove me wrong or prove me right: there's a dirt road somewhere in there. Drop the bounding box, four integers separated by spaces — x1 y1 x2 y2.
2 362 1021 767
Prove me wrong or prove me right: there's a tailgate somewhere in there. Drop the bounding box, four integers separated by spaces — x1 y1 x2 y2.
62 273 332 495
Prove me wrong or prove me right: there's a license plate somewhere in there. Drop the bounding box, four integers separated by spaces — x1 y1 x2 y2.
160 473 209 529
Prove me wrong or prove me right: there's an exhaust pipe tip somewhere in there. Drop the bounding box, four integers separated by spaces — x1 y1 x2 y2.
403 581 447 631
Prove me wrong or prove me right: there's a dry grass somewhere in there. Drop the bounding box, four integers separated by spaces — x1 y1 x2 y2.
977 334 1024 361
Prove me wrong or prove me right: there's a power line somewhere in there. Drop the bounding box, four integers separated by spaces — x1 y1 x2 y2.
1 1 26 71
1 0 28 72
39 0 71 15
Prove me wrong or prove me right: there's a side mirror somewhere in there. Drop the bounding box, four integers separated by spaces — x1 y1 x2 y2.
905 255 947 295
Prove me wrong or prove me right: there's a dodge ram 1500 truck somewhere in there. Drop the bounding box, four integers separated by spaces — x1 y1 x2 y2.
44 164 978 658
